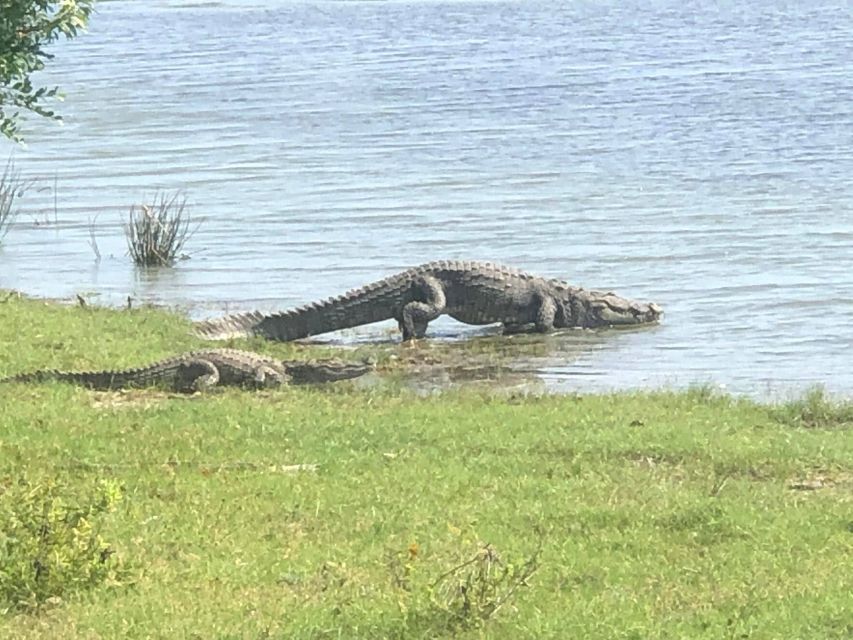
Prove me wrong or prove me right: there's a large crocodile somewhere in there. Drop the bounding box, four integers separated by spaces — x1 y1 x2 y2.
195 260 662 342
0 348 372 393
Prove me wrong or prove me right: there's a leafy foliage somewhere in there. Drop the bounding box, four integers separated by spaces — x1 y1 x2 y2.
0 477 127 613
0 0 95 142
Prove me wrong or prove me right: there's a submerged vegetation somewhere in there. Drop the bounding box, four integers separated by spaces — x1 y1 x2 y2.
0 294 850 638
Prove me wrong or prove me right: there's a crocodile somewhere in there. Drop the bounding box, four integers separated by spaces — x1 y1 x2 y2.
0 348 372 393
194 260 662 342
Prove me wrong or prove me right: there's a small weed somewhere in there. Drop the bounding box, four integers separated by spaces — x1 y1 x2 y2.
773 387 853 429
428 542 541 630
124 191 196 266
0 477 129 614
685 381 723 403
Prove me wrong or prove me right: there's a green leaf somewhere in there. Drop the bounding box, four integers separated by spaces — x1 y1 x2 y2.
0 0 94 142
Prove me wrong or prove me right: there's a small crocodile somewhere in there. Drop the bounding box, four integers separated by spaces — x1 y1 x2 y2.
0 348 372 393
195 260 662 342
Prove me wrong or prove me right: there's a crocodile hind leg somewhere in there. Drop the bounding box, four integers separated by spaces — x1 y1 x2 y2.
176 358 221 392
397 276 447 341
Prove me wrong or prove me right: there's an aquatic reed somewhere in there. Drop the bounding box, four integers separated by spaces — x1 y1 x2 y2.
124 192 194 266
0 157 25 243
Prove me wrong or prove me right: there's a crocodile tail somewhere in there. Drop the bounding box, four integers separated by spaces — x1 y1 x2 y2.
195 278 412 342
1 369 117 389
0 370 54 385
194 311 269 340
252 298 383 341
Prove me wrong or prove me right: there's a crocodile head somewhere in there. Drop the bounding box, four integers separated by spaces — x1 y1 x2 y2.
556 287 662 328
282 358 374 384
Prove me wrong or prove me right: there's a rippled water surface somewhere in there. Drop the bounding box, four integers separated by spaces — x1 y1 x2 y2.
2 0 852 397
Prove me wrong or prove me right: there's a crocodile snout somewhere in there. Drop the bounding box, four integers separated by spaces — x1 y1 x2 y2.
645 302 663 321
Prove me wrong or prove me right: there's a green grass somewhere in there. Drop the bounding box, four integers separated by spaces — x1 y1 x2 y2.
1 293 851 638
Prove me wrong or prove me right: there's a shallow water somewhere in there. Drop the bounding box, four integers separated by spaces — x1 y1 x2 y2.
2 0 852 398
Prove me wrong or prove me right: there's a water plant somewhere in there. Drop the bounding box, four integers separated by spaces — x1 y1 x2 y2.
0 157 25 243
123 191 195 266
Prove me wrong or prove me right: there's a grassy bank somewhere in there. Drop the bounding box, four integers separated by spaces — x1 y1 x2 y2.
0 294 851 638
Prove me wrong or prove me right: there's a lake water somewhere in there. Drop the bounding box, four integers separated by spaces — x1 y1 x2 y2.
2 0 852 398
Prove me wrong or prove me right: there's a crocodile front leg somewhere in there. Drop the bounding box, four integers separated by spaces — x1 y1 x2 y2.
253 365 288 389
397 276 447 340
502 293 557 335
177 358 221 392
534 293 557 331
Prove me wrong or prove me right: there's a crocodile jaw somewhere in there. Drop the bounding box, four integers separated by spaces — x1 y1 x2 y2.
283 359 374 384
589 298 662 327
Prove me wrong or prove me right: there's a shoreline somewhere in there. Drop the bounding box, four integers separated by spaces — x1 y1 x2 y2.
1 291 850 637
3 287 849 402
